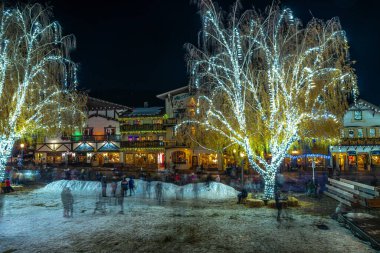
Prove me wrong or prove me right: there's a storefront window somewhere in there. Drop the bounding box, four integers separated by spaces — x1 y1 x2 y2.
107 153 120 163
371 155 380 167
348 129 354 138
369 128 376 138
199 153 218 168
172 151 186 164
125 154 134 164
340 129 345 138
357 128 363 138
147 154 155 164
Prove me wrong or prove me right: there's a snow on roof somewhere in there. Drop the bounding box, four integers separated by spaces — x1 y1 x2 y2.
354 99 380 113
87 97 131 111
121 107 164 117
156 86 189 100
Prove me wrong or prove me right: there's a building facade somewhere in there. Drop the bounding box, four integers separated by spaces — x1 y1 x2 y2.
157 86 223 171
119 105 166 171
330 99 380 172
34 97 130 166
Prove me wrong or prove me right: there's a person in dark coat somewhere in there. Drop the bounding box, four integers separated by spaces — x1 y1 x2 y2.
128 177 135 196
275 188 282 221
101 176 107 197
237 188 248 204
121 178 129 197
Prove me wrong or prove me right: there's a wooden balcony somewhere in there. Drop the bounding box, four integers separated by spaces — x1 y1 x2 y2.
71 135 121 142
340 138 380 146
163 118 177 126
120 124 165 132
164 140 188 148
120 140 164 148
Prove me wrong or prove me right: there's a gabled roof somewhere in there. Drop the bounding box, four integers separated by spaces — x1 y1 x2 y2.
120 107 164 117
350 99 380 113
156 86 189 100
87 97 131 111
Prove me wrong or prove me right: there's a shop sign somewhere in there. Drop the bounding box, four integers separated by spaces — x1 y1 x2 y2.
347 151 356 155
371 150 380 155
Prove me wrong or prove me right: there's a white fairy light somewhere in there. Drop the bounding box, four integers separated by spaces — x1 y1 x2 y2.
0 4 85 180
178 1 357 198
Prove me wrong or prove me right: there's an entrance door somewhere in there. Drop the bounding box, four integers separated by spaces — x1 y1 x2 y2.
357 153 369 171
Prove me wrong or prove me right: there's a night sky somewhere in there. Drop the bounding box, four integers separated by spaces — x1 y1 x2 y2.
12 0 380 107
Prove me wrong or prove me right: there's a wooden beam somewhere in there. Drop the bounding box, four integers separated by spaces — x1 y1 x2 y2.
326 185 354 200
324 191 352 206
340 178 376 191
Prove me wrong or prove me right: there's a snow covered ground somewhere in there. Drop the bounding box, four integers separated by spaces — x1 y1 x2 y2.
0 180 376 253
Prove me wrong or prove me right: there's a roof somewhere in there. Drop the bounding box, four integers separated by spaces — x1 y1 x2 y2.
156 86 189 100
120 107 164 117
351 99 380 113
87 97 131 111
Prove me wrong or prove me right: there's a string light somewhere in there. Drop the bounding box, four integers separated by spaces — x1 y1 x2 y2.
0 4 84 180
177 1 357 198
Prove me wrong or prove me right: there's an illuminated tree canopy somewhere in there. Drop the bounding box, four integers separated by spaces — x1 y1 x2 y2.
0 4 86 180
179 0 358 198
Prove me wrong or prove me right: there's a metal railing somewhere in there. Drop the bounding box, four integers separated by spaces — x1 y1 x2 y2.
120 124 165 132
340 138 380 146
120 140 164 148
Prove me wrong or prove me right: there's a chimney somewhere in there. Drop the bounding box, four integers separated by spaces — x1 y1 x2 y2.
144 102 149 108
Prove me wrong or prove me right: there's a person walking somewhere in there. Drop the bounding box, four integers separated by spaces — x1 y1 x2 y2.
101 176 107 197
128 177 135 196
121 178 129 197
155 182 163 204
111 180 117 197
61 187 74 218
275 188 282 221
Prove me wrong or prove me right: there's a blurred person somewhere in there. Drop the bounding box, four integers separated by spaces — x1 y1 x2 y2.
61 187 74 218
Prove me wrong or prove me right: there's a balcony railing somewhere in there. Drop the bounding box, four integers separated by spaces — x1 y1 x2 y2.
120 124 165 132
340 138 380 146
120 140 164 148
164 140 188 148
163 118 177 126
71 135 121 142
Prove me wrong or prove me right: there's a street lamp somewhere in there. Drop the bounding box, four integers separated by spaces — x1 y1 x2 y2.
20 143 25 166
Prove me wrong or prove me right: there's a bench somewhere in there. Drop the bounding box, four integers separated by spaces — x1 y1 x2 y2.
325 178 380 208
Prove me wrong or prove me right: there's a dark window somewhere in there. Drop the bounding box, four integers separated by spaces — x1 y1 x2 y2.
83 128 93 136
354 111 362 120
105 127 116 136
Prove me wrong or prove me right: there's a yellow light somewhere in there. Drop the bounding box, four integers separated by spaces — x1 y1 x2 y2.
240 152 245 158
233 149 236 153
20 143 25 148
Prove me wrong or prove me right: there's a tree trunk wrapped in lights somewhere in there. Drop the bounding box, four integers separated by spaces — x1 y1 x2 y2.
0 4 86 180
178 0 358 198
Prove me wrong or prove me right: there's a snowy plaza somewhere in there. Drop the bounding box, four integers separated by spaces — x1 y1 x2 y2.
0 180 376 253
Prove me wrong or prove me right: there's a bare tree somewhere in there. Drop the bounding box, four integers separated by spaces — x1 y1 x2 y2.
0 4 86 180
178 0 358 198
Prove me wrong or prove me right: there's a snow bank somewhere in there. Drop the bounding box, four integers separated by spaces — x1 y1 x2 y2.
37 180 239 200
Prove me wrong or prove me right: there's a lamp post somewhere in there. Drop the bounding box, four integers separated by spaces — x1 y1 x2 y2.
240 152 245 185
20 143 25 167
